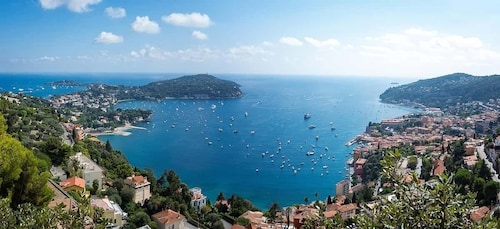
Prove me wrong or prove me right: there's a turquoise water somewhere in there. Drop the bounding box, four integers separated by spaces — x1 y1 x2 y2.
0 73 417 209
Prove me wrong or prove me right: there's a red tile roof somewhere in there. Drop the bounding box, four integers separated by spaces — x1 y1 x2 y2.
152 209 185 224
471 206 490 222
59 176 85 189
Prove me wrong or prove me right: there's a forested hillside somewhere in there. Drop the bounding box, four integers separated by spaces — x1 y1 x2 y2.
380 73 500 108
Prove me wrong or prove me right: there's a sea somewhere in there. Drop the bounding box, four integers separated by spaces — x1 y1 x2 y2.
0 73 419 209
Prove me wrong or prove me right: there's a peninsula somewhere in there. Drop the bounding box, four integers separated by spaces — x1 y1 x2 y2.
49 74 243 131
380 73 500 110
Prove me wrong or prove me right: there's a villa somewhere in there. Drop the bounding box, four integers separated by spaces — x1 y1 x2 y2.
124 175 152 205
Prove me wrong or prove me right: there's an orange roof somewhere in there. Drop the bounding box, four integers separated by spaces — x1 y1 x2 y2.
471 206 490 222
231 225 246 229
324 210 338 218
338 203 357 213
59 176 85 189
132 175 145 184
152 209 185 224
433 159 446 176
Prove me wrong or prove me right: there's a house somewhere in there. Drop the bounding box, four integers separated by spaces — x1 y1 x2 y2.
69 152 104 190
124 175 152 205
337 203 357 220
471 206 490 222
152 209 186 229
47 179 78 211
293 207 319 229
59 176 86 193
91 197 127 227
189 187 207 211
240 210 269 228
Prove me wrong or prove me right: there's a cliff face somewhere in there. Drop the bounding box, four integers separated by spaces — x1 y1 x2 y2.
379 73 500 108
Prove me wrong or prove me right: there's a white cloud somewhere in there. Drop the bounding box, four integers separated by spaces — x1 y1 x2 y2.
105 7 126 19
130 45 169 60
39 0 102 13
131 16 160 34
162 12 212 28
304 37 340 48
192 30 208 40
229 45 273 56
35 56 60 62
95 32 123 44
357 28 500 76
262 41 274 46
279 37 303 46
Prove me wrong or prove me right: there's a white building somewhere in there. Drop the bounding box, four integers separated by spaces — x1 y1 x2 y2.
189 187 207 211
69 152 104 190
91 197 127 227
124 175 152 205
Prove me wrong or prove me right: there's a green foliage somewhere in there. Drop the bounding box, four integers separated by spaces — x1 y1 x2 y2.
380 73 500 108
356 148 479 228
362 150 383 182
407 156 418 170
78 138 133 180
236 216 250 226
0 114 53 207
40 136 71 166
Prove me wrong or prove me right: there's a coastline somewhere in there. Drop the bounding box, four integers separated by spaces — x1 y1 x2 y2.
87 123 146 137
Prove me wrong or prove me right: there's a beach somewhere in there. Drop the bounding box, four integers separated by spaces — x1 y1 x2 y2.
88 123 146 137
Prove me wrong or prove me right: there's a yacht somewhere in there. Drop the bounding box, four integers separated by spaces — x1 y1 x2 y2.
306 151 315 156
304 113 311 120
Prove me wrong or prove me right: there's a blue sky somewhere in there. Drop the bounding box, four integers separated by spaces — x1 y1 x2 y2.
1 0 500 77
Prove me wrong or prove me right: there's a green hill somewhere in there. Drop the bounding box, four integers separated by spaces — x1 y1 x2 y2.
109 74 243 100
379 73 500 108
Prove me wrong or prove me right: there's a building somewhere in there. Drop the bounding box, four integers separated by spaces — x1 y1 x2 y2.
152 209 186 229
69 152 104 190
335 180 350 197
91 197 127 227
59 176 86 193
124 175 152 205
337 203 357 220
189 187 207 211
50 165 67 181
47 179 78 211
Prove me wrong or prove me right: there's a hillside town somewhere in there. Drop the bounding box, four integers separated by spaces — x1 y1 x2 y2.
42 99 500 228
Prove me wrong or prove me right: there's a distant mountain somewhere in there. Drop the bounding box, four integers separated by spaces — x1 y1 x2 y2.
379 73 500 108
90 74 243 100
138 74 242 99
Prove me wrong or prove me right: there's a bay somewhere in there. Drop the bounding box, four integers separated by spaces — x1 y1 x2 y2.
0 73 417 209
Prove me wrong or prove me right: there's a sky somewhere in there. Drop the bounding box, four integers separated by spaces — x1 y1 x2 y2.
1 0 500 78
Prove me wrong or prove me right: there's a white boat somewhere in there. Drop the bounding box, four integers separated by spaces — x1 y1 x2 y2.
244 112 248 117
211 104 217 110
256 169 259 172
218 128 223 132
322 165 328 169
308 125 316 129
306 151 315 156
250 130 255 135
304 113 311 119
324 147 329 151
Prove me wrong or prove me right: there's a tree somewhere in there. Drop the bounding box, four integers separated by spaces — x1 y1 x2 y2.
454 168 472 192
216 192 225 201
40 136 70 166
407 156 418 170
484 180 500 205
268 202 280 223
304 196 309 205
0 115 53 207
105 139 112 152
356 149 478 228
